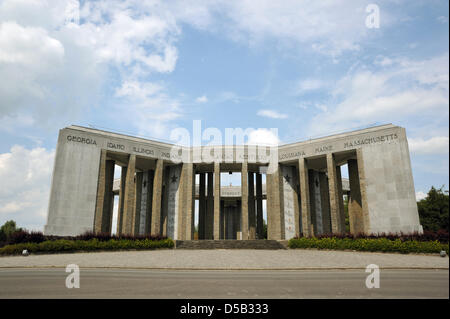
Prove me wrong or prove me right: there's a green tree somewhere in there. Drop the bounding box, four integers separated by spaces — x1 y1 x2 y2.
0 220 21 242
417 186 449 232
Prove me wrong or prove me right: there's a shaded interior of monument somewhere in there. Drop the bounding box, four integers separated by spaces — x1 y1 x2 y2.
95 148 366 240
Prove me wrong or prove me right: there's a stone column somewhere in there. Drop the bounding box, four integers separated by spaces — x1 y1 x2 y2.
298 158 313 237
255 172 264 239
206 172 214 239
144 170 154 235
220 199 225 239
348 152 370 234
266 164 283 240
116 166 127 235
248 171 256 239
161 166 170 237
319 172 331 234
335 165 346 232
213 162 221 239
241 161 249 240
326 153 344 234
309 170 321 234
199 172 206 239
183 163 195 240
151 159 164 236
122 154 136 235
133 171 143 235
94 149 115 234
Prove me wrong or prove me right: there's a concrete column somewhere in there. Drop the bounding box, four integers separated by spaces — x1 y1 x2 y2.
94 149 115 234
133 171 143 235
327 153 344 234
266 164 283 240
206 172 214 239
177 165 186 240
248 171 256 239
220 199 225 239
122 154 136 235
319 172 331 234
161 167 170 237
213 162 221 239
116 167 127 235
151 159 164 236
255 173 264 239
199 172 206 239
144 170 154 235
236 200 242 239
183 163 195 240
241 161 249 240
335 165 346 232
348 152 370 234
298 158 313 237
309 170 321 234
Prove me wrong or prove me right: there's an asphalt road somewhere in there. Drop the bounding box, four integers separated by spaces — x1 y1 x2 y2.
0 268 447 298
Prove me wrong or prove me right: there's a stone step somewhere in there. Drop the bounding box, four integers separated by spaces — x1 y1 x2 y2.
174 240 287 250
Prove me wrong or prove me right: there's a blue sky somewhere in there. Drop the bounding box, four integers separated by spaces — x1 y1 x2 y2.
0 0 448 230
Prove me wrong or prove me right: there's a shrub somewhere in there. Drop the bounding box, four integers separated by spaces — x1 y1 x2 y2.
7 230 46 245
288 237 449 254
0 238 174 256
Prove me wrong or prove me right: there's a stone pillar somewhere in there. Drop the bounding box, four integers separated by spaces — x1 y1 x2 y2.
213 162 221 239
326 153 344 234
182 163 195 240
266 164 283 240
298 158 313 237
236 200 242 239
199 172 206 239
319 172 331 234
206 172 214 239
248 171 256 239
94 149 115 234
335 165 346 232
122 154 136 235
255 172 264 239
348 152 370 234
116 166 127 235
133 171 143 235
144 170 154 235
151 159 164 236
241 161 249 240
309 170 321 234
220 199 225 239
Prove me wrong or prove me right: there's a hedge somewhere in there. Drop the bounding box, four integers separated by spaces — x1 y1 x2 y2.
288 237 449 254
0 238 174 256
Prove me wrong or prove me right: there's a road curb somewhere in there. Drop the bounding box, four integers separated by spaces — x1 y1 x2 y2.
0 266 448 271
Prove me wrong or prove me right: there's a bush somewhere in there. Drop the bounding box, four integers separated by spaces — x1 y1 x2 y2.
0 238 174 256
7 230 46 245
288 236 449 254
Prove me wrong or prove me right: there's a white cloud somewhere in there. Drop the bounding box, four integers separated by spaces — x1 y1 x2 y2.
408 136 449 155
0 145 55 231
415 191 427 201
247 128 280 146
307 53 450 135
437 16 448 24
296 79 324 94
0 22 64 65
114 80 182 138
196 95 208 103
0 0 181 131
257 109 288 119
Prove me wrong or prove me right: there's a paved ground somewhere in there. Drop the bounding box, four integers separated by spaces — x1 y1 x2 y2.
0 249 448 270
0 268 447 298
